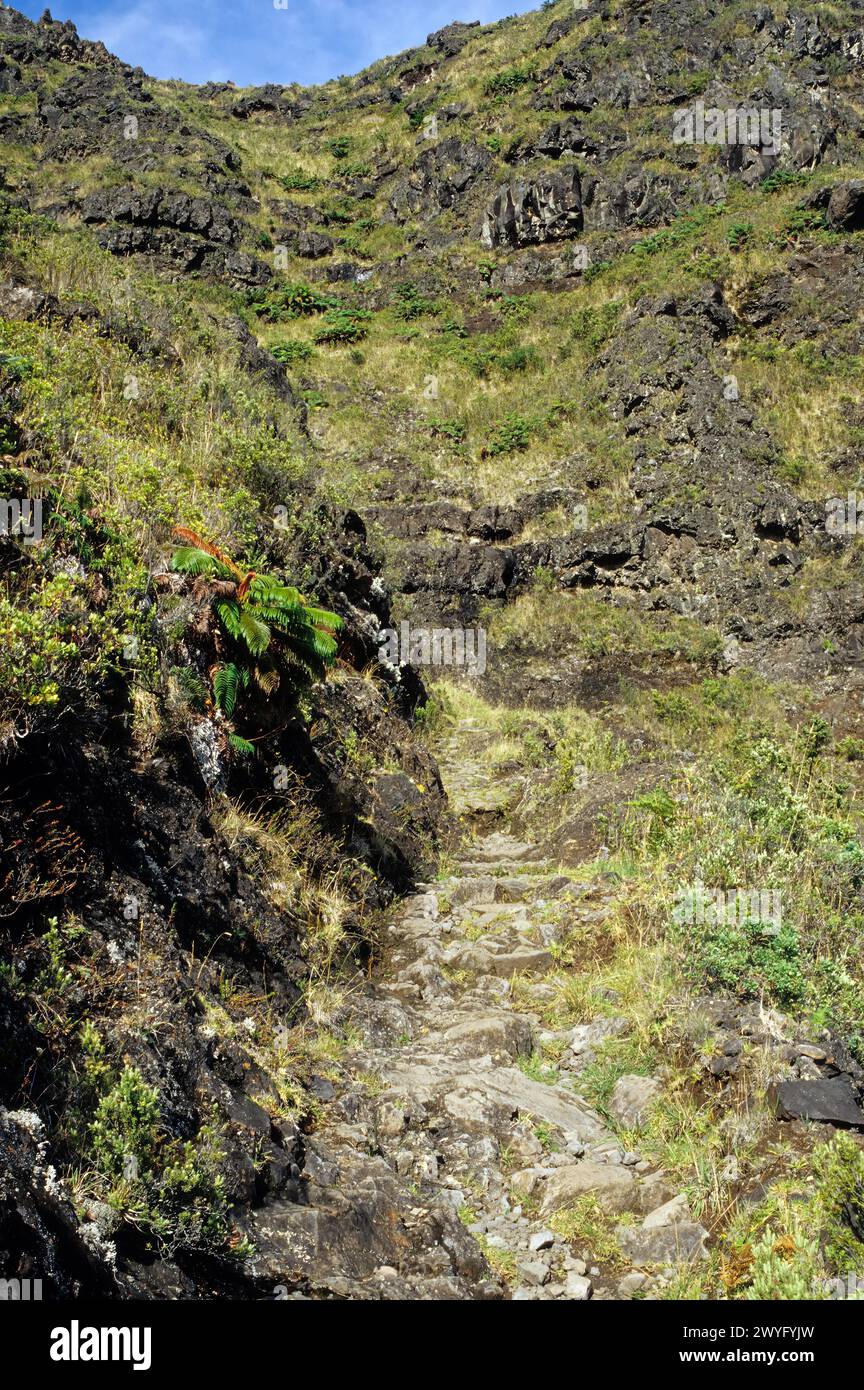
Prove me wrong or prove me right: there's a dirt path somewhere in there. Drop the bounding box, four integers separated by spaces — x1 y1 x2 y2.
267 718 703 1300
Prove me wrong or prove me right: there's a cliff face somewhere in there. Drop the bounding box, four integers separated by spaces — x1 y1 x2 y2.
1 2 864 1301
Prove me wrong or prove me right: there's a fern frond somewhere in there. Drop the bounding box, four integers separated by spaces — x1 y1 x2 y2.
171 546 230 579
305 606 344 632
216 601 244 640
172 527 243 580
248 576 303 605
213 662 248 716
238 609 271 656
252 663 281 694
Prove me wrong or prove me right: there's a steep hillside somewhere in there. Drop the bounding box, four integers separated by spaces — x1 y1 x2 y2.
1 1 864 1303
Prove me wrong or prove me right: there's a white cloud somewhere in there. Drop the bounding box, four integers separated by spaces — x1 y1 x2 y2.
31 0 532 86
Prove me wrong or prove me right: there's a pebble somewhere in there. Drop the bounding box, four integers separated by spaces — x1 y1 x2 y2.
529 1229 557 1252
518 1260 550 1286
619 1272 647 1295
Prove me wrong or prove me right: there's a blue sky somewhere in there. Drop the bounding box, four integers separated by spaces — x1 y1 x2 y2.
20 1 532 86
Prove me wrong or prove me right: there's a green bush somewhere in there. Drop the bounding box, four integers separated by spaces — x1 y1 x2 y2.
393 282 438 321
248 282 335 321
313 307 372 344
485 411 534 455
688 916 805 1006
270 339 314 364
0 575 81 714
571 302 621 353
86 1061 236 1257
325 135 352 158
280 169 320 191
90 1066 161 1180
428 416 467 444
485 65 535 98
726 221 752 250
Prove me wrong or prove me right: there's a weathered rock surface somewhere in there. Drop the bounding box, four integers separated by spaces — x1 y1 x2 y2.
607 1075 663 1130
482 166 583 248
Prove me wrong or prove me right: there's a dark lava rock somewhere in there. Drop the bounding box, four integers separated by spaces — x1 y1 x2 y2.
482 166 583 249
827 180 864 231
536 118 596 159
777 1079 864 1127
390 138 491 220
426 21 479 57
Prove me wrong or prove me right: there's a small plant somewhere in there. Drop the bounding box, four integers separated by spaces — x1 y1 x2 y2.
90 1066 161 1180
393 282 438 321
270 339 314 364
338 160 372 178
428 416 467 444
313 307 372 344
743 1228 823 1300
325 135 352 159
497 345 540 373
571 302 622 352
484 411 534 456
549 1195 625 1267
248 282 335 321
760 168 808 194
169 528 342 721
485 65 535 99
280 169 320 192
86 1060 235 1258
726 221 752 250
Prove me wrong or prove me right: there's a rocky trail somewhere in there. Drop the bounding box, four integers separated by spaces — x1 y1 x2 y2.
250 719 704 1301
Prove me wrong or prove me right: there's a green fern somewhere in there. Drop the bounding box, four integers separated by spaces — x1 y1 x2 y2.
213 662 248 716
171 529 343 732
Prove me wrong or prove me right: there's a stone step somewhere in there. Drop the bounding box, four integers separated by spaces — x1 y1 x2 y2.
468 833 535 862
372 1055 610 1147
455 901 532 925
457 861 555 878
442 939 553 977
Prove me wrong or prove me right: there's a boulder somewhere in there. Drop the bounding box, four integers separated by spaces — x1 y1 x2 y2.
297 229 334 258
617 1222 709 1267
540 1161 639 1217
827 180 864 231
482 167 582 249
607 1074 662 1129
642 1194 691 1229
441 1012 533 1060
776 1079 864 1127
